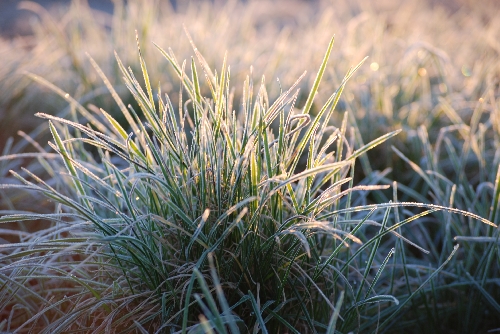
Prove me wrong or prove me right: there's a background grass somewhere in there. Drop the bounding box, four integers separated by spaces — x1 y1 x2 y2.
1 0 499 187
0 0 499 332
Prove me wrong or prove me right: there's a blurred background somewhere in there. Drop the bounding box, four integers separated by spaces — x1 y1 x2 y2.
1 0 498 171
0 0 113 38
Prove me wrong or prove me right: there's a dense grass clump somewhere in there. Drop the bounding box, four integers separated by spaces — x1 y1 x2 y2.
0 30 497 333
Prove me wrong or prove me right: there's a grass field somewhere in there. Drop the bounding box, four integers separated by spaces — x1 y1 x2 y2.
0 0 499 333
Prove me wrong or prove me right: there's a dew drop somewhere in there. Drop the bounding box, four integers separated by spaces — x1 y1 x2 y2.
370 62 379 71
461 65 471 77
418 68 427 77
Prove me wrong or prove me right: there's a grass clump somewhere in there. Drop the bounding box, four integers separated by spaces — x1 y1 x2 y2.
1 30 497 333
386 104 500 332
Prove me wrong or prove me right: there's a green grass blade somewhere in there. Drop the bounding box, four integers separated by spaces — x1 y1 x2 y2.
378 244 460 331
